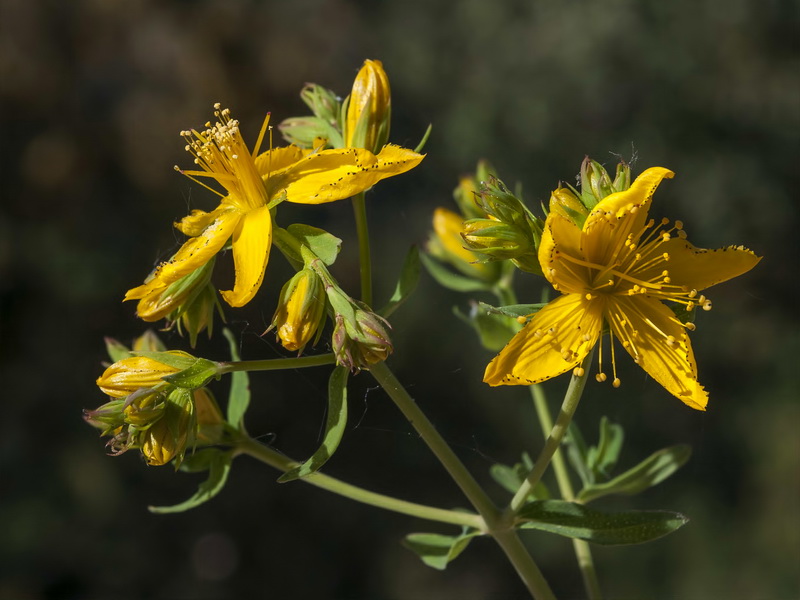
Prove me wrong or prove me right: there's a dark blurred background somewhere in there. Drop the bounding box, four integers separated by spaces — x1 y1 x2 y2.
1 0 798 598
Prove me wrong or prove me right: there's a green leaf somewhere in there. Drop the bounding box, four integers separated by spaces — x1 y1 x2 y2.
278 366 349 482
453 303 519 351
133 350 197 371
380 245 420 318
587 416 625 479
162 358 220 389
223 329 250 431
403 529 481 570
420 252 494 293
517 500 688 545
105 337 131 363
490 453 550 500
148 450 232 514
478 302 546 320
287 224 342 266
577 445 692 504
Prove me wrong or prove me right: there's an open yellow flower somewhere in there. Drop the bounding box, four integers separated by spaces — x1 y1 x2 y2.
484 167 760 410
125 104 423 309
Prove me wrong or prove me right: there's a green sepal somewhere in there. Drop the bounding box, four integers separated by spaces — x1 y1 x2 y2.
278 366 349 482
403 528 482 570
161 358 220 390
223 329 250 432
148 449 233 514
420 252 494 293
105 337 131 363
586 416 625 479
287 223 342 266
380 245 420 318
577 445 692 504
490 452 550 500
453 302 519 351
279 116 341 149
517 500 688 545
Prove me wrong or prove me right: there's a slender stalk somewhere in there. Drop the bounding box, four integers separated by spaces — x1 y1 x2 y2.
369 361 556 600
351 191 372 306
218 353 336 374
530 385 603 600
508 348 595 513
236 436 482 529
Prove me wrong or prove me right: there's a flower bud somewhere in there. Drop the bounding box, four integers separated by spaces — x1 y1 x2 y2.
193 388 226 445
332 305 393 372
299 83 342 125
96 355 182 398
549 186 589 228
579 157 631 208
140 389 195 466
271 268 327 353
131 330 167 353
278 116 335 149
428 208 499 281
466 177 544 275
175 281 223 348
344 59 391 152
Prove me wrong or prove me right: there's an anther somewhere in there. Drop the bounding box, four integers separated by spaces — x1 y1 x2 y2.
573 367 585 377
666 335 676 347
596 372 607 383
685 322 696 331
516 316 527 324
612 378 621 388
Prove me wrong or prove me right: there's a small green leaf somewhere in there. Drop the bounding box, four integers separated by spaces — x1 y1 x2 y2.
162 358 220 389
223 329 250 431
287 224 342 266
105 337 131 363
148 450 232 514
517 500 688 545
403 529 481 570
453 303 519 351
478 302 546 320
133 350 197 371
380 245 420 318
420 252 494 293
587 416 625 479
577 445 692 504
490 455 549 500
278 366 349 482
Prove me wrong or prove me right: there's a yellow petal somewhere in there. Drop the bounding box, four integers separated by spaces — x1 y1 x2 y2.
538 211 585 293
484 293 603 386
125 209 241 301
582 167 674 267
96 356 180 398
220 204 272 307
254 145 305 177
607 295 708 410
273 144 424 204
639 238 761 292
175 204 230 236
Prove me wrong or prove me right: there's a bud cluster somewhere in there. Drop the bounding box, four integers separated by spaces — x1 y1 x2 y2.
464 177 544 275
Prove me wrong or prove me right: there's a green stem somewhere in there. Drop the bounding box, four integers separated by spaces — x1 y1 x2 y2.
369 361 556 600
218 354 336 374
508 348 595 513
236 436 481 529
530 385 603 600
351 192 372 306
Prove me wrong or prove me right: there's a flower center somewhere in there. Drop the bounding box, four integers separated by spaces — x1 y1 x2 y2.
176 104 272 211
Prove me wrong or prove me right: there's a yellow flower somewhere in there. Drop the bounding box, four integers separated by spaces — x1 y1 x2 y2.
125 104 423 309
429 207 496 280
484 167 760 410
345 59 391 151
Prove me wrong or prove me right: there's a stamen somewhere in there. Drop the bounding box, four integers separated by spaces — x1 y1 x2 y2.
573 367 585 377
612 378 621 388
596 372 607 383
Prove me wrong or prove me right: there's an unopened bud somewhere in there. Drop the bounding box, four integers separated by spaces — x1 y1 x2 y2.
96 355 182 398
332 305 393 372
429 208 499 281
271 268 327 353
193 388 226 445
140 389 195 466
579 157 631 208
549 187 589 228
344 59 391 152
299 83 342 125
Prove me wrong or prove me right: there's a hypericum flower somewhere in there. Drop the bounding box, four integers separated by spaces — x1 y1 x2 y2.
484 167 760 410
125 104 423 309
344 59 391 152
